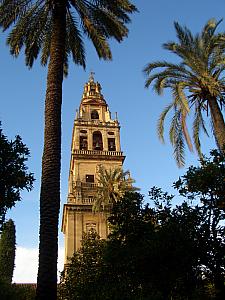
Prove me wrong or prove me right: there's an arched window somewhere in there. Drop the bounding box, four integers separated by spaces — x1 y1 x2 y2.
93 131 103 150
91 110 99 119
80 130 88 150
80 136 87 150
108 138 116 151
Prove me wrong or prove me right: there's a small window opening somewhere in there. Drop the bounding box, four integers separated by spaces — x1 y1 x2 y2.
108 138 116 151
86 175 94 183
91 110 99 119
80 136 88 150
93 131 103 150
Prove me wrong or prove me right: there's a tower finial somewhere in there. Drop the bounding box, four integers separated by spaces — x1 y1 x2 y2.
89 71 95 82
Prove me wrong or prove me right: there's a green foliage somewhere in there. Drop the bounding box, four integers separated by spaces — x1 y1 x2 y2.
144 19 225 166
0 219 16 284
0 0 137 72
12 284 36 300
174 149 225 208
0 281 36 300
0 2 137 298
173 149 225 299
59 230 106 300
93 166 139 211
0 125 34 229
61 150 225 299
0 279 15 300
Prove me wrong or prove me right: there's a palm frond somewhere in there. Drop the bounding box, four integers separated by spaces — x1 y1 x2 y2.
202 18 222 39
144 19 225 166
181 112 193 152
1 0 137 72
173 125 185 167
40 18 52 66
170 110 185 166
145 70 188 91
193 107 205 158
157 102 174 143
87 4 128 42
169 110 185 167
72 0 112 60
93 166 138 212
0 0 33 31
6 2 47 65
174 21 194 47
86 0 137 23
66 10 86 67
173 82 190 112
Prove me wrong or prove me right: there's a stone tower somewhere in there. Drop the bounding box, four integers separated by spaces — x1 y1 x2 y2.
62 74 125 263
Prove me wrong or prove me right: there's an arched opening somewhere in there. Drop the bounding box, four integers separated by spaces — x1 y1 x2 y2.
79 130 88 150
91 110 99 119
93 131 103 150
108 138 116 151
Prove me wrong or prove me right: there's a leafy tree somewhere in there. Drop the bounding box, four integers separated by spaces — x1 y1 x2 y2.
148 188 206 299
0 282 36 300
93 166 139 211
0 125 34 229
60 191 225 299
174 149 225 299
144 19 225 166
109 190 207 299
0 279 15 300
0 219 16 284
61 152 225 299
106 192 155 299
174 149 225 209
12 284 36 300
59 230 106 300
0 1 137 298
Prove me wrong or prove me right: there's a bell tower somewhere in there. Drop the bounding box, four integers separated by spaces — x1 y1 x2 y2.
62 74 125 263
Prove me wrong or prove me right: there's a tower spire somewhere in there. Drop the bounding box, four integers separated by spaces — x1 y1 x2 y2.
62 77 125 263
89 71 95 82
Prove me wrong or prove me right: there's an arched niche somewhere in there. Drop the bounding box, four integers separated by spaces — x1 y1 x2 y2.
79 130 88 150
93 131 103 150
91 110 99 120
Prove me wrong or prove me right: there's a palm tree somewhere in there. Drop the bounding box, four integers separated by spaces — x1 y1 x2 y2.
0 1 137 299
144 19 225 167
93 166 138 211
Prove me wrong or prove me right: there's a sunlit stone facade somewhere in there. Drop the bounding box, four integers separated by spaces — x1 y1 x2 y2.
62 74 125 264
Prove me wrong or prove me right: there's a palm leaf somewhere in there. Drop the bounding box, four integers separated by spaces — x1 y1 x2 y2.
144 19 225 165
93 166 138 212
157 102 174 143
66 10 86 67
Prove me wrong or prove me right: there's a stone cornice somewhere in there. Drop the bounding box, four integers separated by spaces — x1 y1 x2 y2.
72 149 125 162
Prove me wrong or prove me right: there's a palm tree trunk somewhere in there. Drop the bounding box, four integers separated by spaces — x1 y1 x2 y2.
36 2 66 300
208 96 225 151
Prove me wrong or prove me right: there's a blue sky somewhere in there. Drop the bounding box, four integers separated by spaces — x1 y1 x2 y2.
0 0 224 282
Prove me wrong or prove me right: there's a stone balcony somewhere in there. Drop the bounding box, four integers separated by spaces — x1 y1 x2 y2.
73 181 99 188
75 119 119 128
73 149 124 156
67 195 95 205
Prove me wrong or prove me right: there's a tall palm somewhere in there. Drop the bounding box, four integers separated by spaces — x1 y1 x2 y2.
93 166 138 211
144 19 225 167
0 1 137 299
